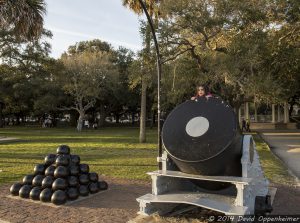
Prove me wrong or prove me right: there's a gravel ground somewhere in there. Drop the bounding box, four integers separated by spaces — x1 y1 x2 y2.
0 178 150 223
0 179 299 223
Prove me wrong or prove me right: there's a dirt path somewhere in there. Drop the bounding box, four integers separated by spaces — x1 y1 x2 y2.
0 179 299 223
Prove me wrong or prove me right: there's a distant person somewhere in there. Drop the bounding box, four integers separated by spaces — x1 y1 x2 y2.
241 118 247 132
92 122 98 129
43 119 48 128
84 120 89 128
246 119 251 132
47 119 53 128
191 84 212 100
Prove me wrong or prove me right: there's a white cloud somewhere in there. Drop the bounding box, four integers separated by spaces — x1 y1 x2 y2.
46 25 141 57
44 1 143 58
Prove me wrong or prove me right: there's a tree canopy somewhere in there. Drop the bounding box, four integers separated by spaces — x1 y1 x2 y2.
0 0 299 129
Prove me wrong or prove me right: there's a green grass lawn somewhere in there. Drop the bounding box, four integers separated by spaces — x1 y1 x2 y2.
0 127 295 186
0 127 158 185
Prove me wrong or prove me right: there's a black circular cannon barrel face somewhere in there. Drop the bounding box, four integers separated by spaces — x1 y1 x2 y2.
10 183 23 196
22 174 34 185
57 145 70 155
45 165 55 176
40 188 52 202
162 98 237 162
51 190 67 205
30 187 41 200
34 164 45 175
54 166 69 178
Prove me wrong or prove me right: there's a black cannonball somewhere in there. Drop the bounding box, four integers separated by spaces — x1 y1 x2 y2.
79 185 89 196
98 181 108 190
10 183 22 196
67 187 79 200
42 176 54 188
30 187 41 200
54 166 69 178
22 174 34 185
68 176 79 187
79 164 89 173
70 155 80 165
44 154 56 166
45 165 55 176
57 145 70 155
55 155 69 166
52 178 68 191
69 165 79 176
89 172 98 182
34 164 45 175
88 182 99 194
79 174 89 185
19 185 32 198
62 154 71 160
51 190 67 205
40 188 52 202
32 175 45 187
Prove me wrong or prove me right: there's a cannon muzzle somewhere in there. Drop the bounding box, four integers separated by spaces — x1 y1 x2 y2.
162 97 243 179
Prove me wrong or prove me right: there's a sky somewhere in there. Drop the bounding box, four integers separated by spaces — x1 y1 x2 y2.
44 0 143 58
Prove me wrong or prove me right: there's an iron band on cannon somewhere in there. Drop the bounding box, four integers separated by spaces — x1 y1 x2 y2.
137 97 274 216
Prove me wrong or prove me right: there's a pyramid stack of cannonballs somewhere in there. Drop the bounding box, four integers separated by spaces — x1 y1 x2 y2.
10 145 108 205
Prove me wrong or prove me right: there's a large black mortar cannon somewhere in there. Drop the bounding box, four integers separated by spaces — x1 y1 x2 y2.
162 97 243 182
137 96 273 215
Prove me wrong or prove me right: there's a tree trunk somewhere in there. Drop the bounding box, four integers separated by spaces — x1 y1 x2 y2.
0 103 3 128
52 113 57 127
98 104 106 127
152 110 156 126
139 78 147 143
115 114 120 124
139 23 152 143
16 114 20 125
150 110 155 129
70 111 78 127
131 112 135 125
77 111 84 131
